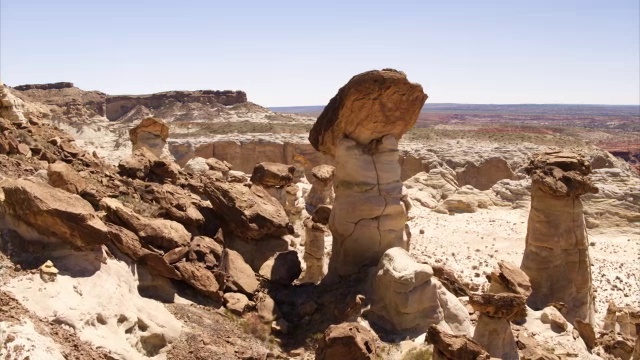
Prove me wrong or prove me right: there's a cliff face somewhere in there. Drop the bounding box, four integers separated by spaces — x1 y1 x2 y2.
12 83 248 122
105 90 247 121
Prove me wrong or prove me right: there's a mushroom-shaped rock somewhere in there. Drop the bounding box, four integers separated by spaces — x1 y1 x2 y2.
309 69 427 276
0 179 109 248
469 293 527 321
309 69 427 156
369 247 471 336
520 152 597 325
129 117 169 157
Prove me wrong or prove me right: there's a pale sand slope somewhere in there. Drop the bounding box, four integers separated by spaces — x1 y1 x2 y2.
407 205 639 325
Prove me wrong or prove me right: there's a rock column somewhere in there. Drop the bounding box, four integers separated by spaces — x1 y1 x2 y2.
304 164 335 213
520 152 598 325
308 69 427 276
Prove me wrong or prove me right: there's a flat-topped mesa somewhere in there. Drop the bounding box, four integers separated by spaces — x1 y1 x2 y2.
106 90 247 121
521 151 598 326
309 69 427 276
13 82 75 91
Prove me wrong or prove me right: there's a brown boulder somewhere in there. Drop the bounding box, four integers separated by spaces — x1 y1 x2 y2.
469 293 527 321
204 180 289 240
100 197 191 251
0 179 109 248
258 250 302 285
118 148 156 180
250 162 295 187
149 159 181 184
315 322 377 360
221 249 259 295
489 260 532 297
309 69 427 156
47 161 86 194
427 325 490 360
188 236 223 268
174 261 221 301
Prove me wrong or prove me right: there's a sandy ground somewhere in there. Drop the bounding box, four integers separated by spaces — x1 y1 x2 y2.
407 205 640 325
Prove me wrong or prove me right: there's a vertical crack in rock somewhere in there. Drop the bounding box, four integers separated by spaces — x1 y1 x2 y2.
308 69 427 276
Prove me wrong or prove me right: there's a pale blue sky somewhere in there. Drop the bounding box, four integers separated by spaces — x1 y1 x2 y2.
1 1 639 106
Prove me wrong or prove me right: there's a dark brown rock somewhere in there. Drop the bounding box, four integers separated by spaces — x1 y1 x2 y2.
427 325 490 360
490 260 532 297
258 250 302 285
174 261 221 301
315 322 377 360
469 293 528 321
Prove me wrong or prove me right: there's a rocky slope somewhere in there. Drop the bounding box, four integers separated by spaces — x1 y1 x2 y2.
1 79 638 360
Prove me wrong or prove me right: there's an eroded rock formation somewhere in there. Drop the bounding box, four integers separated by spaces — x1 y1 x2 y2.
520 152 598 325
301 205 331 283
129 117 169 157
305 164 335 213
309 69 427 276
369 247 471 336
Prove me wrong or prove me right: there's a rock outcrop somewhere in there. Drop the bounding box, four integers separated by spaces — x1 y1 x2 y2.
0 179 109 248
13 82 75 91
369 247 471 336
520 152 598 325
129 117 169 157
310 69 427 276
301 205 331 284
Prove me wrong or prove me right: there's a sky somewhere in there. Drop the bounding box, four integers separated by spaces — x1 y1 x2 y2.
1 1 639 106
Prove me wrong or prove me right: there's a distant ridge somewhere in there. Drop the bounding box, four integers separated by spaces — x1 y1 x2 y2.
272 103 640 117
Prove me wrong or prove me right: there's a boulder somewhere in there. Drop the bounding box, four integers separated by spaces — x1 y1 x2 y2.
149 159 181 184
309 69 427 157
204 180 289 240
520 152 598 325
129 117 169 157
0 179 109 248
258 250 302 285
221 249 259 295
315 322 377 360
435 185 497 214
488 260 532 297
183 157 209 174
47 161 86 194
118 148 156 180
224 292 251 315
174 261 221 301
427 325 490 360
250 162 295 187
369 247 471 335
188 236 223 268
100 197 191 251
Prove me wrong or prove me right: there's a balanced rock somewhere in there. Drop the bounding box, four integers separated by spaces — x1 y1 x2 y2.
520 152 597 325
315 322 377 360
129 117 169 157
369 247 471 335
39 260 59 283
250 162 295 187
309 69 427 156
489 260 532 297
309 70 426 276
0 179 109 248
